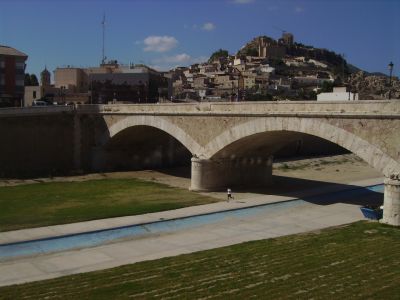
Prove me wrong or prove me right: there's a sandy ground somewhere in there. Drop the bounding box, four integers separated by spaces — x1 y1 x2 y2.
273 153 381 183
0 154 382 201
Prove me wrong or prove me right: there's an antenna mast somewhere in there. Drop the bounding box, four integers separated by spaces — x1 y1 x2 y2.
101 13 106 64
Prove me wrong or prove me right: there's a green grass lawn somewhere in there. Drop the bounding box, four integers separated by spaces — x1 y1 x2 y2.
0 222 399 299
0 179 218 232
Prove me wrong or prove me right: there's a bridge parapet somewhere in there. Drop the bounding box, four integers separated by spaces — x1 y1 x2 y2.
76 100 400 116
0 105 74 117
0 101 399 117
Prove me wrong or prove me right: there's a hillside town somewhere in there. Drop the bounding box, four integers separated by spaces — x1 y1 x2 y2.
1 32 399 108
167 33 399 102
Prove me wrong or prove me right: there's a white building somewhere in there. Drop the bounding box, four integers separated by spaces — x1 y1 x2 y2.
294 75 332 86
233 57 245 66
258 64 275 74
317 87 359 101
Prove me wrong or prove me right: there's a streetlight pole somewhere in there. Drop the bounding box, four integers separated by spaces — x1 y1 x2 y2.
388 61 394 100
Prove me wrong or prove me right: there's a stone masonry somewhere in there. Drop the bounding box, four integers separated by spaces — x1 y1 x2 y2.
0 100 399 225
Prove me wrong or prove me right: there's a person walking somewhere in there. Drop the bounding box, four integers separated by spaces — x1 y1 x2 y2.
227 188 234 202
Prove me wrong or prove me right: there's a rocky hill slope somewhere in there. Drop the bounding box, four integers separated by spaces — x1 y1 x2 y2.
237 35 398 99
238 36 347 70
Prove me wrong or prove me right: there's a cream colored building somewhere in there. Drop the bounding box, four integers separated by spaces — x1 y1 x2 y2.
54 67 88 92
214 74 238 89
243 76 256 89
24 86 41 106
24 86 60 106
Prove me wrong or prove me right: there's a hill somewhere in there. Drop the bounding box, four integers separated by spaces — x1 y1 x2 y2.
238 35 349 77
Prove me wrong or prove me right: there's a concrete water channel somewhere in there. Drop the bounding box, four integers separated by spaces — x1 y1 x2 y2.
0 184 383 262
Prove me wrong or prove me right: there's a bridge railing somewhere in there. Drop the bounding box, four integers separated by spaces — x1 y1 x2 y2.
0 100 399 116
0 105 74 116
75 100 400 115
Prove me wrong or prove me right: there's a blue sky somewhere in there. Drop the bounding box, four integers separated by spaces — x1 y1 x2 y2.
1 0 399 78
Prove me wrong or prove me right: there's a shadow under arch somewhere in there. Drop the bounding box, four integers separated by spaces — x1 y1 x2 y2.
100 115 203 155
96 124 193 172
203 117 400 177
93 116 205 173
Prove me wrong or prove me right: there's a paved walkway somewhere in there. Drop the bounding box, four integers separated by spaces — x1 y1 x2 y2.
0 177 383 287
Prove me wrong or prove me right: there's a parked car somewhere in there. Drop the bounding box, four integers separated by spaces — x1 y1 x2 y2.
32 100 48 106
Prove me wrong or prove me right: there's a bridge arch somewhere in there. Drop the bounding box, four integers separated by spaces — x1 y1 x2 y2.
203 117 400 177
102 115 203 155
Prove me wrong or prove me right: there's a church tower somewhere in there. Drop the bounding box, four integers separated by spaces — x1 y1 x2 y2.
40 66 51 86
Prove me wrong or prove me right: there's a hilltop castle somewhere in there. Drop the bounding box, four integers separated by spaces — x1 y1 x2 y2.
257 32 294 59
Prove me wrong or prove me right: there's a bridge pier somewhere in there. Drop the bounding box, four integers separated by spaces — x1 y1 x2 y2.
190 156 273 192
382 178 400 226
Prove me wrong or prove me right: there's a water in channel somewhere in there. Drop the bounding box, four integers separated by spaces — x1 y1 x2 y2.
0 184 383 261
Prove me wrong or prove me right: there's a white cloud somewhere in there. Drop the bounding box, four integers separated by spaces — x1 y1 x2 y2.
232 0 255 4
202 22 216 31
154 53 192 64
152 54 208 70
143 36 178 52
191 56 208 64
149 65 163 71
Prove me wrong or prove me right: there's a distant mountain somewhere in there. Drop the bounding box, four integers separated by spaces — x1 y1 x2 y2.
346 63 388 77
347 63 363 74
367 72 387 77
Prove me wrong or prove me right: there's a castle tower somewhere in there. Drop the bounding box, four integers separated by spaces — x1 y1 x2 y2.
258 37 267 58
40 66 51 86
281 32 294 46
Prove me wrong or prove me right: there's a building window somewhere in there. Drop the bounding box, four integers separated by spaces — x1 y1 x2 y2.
16 79 25 86
16 62 25 69
33 91 37 99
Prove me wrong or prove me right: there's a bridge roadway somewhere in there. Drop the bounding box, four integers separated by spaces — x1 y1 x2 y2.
0 100 399 225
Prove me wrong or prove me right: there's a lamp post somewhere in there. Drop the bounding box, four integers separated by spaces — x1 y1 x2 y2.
388 61 394 100
89 74 93 104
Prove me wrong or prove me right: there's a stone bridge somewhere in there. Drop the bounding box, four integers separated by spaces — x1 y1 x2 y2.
0 101 399 225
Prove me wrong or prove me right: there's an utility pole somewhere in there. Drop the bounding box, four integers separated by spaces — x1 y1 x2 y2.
101 13 106 65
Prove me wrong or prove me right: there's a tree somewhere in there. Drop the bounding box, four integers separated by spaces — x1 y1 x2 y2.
320 81 334 93
208 49 229 63
24 73 39 86
24 73 31 86
245 47 258 57
30 74 39 86
333 76 343 86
